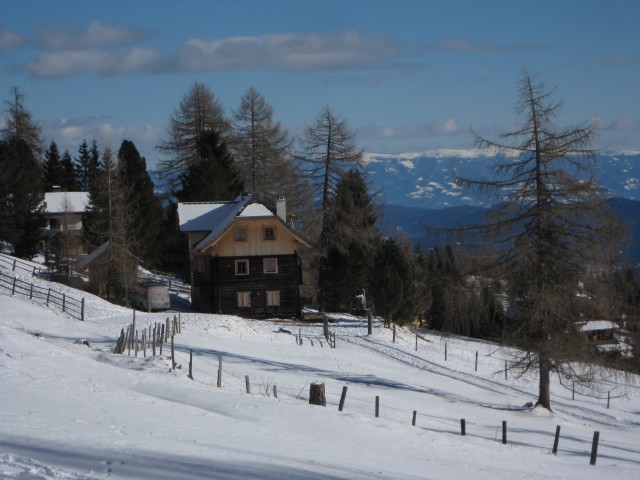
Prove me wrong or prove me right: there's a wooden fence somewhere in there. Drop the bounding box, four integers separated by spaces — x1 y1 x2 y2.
0 253 48 277
0 270 85 321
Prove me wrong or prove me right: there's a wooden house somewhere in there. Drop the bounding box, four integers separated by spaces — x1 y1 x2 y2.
75 241 140 298
178 195 311 318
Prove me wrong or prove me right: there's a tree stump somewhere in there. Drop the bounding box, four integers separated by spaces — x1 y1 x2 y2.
309 382 326 406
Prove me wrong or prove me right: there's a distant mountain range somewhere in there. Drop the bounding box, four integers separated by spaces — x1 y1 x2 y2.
365 150 640 264
364 149 640 209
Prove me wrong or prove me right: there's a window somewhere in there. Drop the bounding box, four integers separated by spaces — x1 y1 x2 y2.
263 258 278 274
235 228 247 241
264 227 275 240
266 290 280 306
237 291 251 307
235 259 249 275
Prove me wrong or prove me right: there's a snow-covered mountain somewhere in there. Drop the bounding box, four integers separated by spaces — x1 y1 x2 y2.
365 150 640 209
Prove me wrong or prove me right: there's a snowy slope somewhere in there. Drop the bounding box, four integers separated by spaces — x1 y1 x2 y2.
1 265 639 479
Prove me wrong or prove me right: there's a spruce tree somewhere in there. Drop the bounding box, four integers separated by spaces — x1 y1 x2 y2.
117 139 163 265
43 140 63 190
176 130 244 202
0 138 45 257
318 170 379 311
60 149 78 191
75 139 92 190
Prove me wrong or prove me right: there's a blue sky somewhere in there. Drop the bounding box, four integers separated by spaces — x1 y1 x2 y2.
2 0 638 169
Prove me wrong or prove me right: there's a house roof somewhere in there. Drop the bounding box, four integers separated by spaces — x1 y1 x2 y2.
177 194 311 252
75 241 142 272
578 320 619 332
44 192 90 214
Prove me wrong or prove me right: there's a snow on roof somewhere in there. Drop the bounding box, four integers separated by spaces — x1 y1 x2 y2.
578 320 619 332
177 195 256 231
44 191 90 213
239 203 274 217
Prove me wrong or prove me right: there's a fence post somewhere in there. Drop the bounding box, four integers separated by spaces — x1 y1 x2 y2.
171 333 175 370
188 350 193 380
552 425 561 455
412 410 417 427
572 380 575 400
475 351 478 372
590 431 600 465
12 259 16 271
502 421 507 444
338 386 348 411
461 419 466 435
46 288 51 303
273 385 278 398
62 293 66 313
445 342 447 361
367 312 372 335
12 277 17 295
29 283 33 299
504 360 508 380
217 356 222 388
375 396 380 417
415 326 418 351
152 325 157 356
245 375 251 394
81 298 85 321
393 324 396 343
607 391 610 409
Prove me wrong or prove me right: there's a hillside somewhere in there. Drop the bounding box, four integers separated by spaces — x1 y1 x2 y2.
1 261 639 479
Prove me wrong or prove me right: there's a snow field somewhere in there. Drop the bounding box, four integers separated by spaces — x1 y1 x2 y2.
1 264 639 479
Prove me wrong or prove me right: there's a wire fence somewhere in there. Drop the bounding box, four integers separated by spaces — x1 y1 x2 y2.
0 253 48 277
0 269 85 321
111 322 640 468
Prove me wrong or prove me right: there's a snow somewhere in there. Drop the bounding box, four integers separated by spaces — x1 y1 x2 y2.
1 261 639 479
43 192 90 214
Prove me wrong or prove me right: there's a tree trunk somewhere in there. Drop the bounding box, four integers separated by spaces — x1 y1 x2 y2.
309 382 326 406
537 354 552 410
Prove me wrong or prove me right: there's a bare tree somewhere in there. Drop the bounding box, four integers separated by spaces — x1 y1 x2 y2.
456 70 625 410
295 106 364 230
1 86 42 156
158 82 230 192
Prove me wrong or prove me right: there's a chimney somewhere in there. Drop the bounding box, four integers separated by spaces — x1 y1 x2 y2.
276 197 286 222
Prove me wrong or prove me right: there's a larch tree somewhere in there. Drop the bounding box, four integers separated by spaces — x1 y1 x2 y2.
158 82 230 193
295 106 364 234
1 86 42 157
456 70 625 410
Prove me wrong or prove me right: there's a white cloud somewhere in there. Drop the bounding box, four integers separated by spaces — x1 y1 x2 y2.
0 26 26 52
172 30 397 73
35 19 150 50
23 48 162 78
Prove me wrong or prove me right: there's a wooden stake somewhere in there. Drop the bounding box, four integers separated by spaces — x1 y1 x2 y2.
461 418 466 435
171 333 175 370
445 342 447 361
502 420 507 444
393 324 396 343
188 350 193 380
338 386 348 411
217 356 222 388
415 326 418 351
273 385 278 398
552 425 561 455
504 360 508 380
607 391 610 409
367 312 372 335
475 351 478 372
245 375 251 394
590 431 600 465
412 410 417 427
375 396 380 417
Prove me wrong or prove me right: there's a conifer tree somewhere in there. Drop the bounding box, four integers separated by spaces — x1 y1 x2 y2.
176 130 244 202
117 139 163 265
1 86 42 156
0 138 45 257
43 140 63 190
75 139 92 190
456 70 624 410
159 82 230 193
60 149 78 191
318 169 379 311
